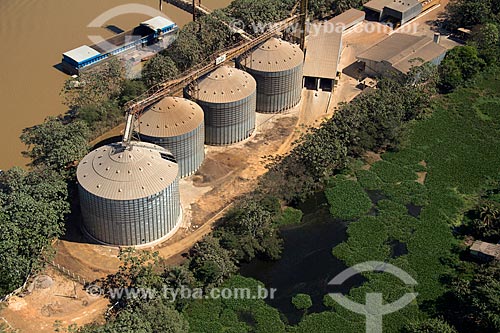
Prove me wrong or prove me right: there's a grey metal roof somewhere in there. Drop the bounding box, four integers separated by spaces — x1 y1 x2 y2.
63 45 101 63
194 66 257 103
329 8 366 29
303 25 343 80
364 0 392 13
239 38 304 72
357 33 447 73
77 141 178 201
137 97 204 138
364 0 421 13
140 16 175 31
385 0 422 13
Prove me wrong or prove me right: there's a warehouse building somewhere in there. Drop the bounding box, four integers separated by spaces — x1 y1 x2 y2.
364 0 422 26
357 33 447 77
329 8 366 32
303 24 343 91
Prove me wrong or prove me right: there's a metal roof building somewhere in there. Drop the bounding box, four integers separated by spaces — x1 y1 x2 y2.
357 33 447 76
77 141 181 246
237 38 304 113
329 8 366 31
185 66 257 145
137 97 205 178
140 16 176 33
364 0 423 25
470 240 500 261
303 22 343 91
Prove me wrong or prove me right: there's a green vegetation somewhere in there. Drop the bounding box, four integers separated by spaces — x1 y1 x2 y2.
292 294 313 310
439 46 485 92
275 207 303 226
185 275 285 333
20 117 90 173
0 168 70 295
325 177 372 219
402 318 458 333
141 54 179 88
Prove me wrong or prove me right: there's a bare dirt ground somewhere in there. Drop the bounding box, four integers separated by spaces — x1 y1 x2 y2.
1 267 107 333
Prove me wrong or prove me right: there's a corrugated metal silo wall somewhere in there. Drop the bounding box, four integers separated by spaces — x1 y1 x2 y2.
138 123 205 178
78 179 181 246
239 63 303 113
189 92 257 145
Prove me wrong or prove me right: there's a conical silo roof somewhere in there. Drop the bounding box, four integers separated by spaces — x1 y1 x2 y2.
194 66 256 104
77 141 178 200
239 38 304 72
137 97 204 138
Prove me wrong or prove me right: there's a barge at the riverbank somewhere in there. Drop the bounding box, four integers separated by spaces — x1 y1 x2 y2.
61 16 178 75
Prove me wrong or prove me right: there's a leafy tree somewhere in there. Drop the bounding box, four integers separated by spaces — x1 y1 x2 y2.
443 263 500 332
119 79 146 106
469 23 500 64
20 117 90 172
292 293 313 310
445 0 493 29
0 168 69 295
309 0 335 18
468 200 500 242
164 26 204 72
216 199 284 262
189 235 238 287
141 55 179 88
402 318 458 333
73 300 189 333
61 58 124 110
98 248 163 303
439 46 486 92
332 0 364 15
225 0 295 35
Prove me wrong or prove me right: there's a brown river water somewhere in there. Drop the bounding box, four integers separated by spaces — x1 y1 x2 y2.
0 0 231 170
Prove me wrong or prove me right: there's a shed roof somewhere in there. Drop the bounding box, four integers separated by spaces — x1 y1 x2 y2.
77 141 178 200
137 97 204 138
63 45 101 64
192 66 256 103
470 240 500 260
239 38 303 72
140 16 176 31
303 24 343 80
357 33 447 74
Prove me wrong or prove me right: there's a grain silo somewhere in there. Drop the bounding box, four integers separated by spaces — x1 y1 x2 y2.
185 65 257 145
136 97 204 178
76 141 181 246
237 38 304 113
